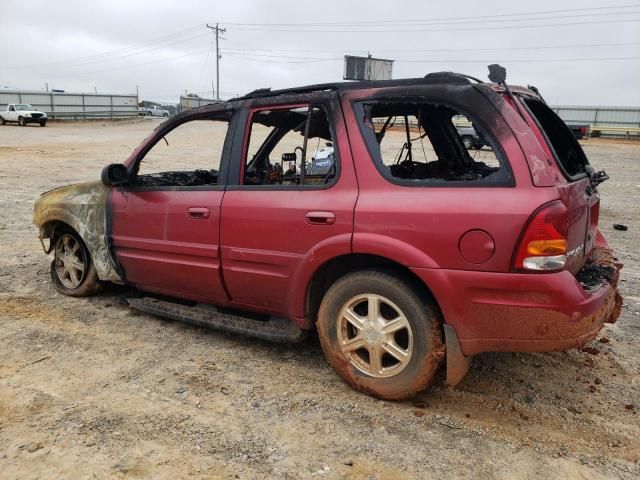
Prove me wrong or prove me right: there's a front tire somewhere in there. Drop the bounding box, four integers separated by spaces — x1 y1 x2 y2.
39 120 47 127
317 270 444 400
18 116 26 126
50 229 100 297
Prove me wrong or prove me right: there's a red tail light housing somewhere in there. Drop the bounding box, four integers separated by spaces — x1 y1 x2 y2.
513 201 569 271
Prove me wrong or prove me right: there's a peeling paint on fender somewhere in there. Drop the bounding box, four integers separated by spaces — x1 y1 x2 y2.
33 181 122 283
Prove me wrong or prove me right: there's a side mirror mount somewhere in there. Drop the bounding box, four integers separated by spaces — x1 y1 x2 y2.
101 163 129 187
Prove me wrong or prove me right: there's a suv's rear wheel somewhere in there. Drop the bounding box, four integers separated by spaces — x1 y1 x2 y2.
317 270 444 400
51 229 100 297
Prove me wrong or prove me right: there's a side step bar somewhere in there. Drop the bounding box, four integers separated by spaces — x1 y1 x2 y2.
127 297 308 343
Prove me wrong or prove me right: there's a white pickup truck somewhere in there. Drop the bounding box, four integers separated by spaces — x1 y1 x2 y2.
138 105 170 117
0 104 48 126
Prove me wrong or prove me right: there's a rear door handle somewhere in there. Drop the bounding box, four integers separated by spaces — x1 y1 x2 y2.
187 207 210 219
305 211 335 225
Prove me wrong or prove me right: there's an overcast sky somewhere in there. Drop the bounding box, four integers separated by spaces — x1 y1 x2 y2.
1 0 639 105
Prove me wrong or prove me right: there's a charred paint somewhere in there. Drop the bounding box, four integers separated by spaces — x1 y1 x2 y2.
33 181 122 283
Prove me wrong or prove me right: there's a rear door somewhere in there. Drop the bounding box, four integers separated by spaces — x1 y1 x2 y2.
219 97 357 316
521 98 595 273
110 111 234 304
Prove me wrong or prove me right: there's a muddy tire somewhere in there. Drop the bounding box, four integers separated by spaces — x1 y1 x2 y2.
50 228 100 297
317 270 444 400
0 116 5 125
18 116 26 127
39 120 47 127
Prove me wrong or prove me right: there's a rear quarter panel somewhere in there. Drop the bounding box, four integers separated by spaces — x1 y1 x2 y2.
341 85 558 273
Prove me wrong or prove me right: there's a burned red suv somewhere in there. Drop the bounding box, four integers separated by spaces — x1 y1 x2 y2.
34 68 622 400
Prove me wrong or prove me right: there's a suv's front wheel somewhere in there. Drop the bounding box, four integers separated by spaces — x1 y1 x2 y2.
50 229 100 297
317 270 444 400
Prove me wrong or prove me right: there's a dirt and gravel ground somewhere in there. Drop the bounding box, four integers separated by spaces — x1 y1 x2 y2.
0 119 639 479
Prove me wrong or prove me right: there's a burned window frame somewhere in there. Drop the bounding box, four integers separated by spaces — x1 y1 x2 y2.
353 97 514 188
520 97 590 182
229 101 341 191
125 109 236 192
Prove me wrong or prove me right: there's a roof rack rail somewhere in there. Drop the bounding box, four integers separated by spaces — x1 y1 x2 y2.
235 84 340 101
424 71 483 84
232 72 481 102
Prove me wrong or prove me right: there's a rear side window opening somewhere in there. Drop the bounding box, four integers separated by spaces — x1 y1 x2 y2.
356 101 513 186
242 104 338 187
523 98 589 179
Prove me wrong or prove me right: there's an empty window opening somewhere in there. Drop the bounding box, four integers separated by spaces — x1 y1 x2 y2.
133 118 229 187
524 98 588 178
243 105 337 186
360 102 506 184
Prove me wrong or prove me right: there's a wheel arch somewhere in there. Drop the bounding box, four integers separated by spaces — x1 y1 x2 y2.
304 253 444 327
35 211 122 284
39 219 79 253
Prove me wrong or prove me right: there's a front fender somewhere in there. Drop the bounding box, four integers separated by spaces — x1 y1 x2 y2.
33 181 122 283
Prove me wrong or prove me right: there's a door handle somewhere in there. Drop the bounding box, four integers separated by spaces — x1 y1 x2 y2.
305 211 335 225
187 207 210 219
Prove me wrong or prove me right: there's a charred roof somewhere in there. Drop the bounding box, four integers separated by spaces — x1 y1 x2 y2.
235 71 483 101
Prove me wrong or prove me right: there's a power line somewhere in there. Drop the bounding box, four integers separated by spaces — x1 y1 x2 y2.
222 41 640 55
222 3 640 26
233 17 640 33
39 48 209 80
227 16 640 33
224 52 640 64
1 26 205 70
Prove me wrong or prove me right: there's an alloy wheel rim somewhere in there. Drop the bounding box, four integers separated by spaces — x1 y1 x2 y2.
337 294 414 378
54 234 86 289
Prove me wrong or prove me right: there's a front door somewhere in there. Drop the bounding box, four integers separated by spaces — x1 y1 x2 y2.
110 113 234 304
220 100 358 316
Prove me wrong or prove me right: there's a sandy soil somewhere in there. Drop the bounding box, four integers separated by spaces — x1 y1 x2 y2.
0 119 639 479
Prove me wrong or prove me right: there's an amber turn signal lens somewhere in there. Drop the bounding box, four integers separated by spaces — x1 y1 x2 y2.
526 239 567 256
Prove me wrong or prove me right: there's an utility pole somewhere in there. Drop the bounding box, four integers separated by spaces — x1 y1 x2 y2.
206 23 226 101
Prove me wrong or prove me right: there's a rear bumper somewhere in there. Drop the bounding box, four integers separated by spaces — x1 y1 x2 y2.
411 246 622 356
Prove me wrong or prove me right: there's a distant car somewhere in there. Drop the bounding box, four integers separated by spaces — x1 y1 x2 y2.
566 123 590 140
142 105 170 117
456 125 486 149
1 103 47 126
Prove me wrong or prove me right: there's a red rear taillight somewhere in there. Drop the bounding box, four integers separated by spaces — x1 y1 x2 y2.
514 201 569 271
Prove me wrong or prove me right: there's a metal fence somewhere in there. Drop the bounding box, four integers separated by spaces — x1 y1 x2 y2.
553 105 640 128
0 90 138 120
